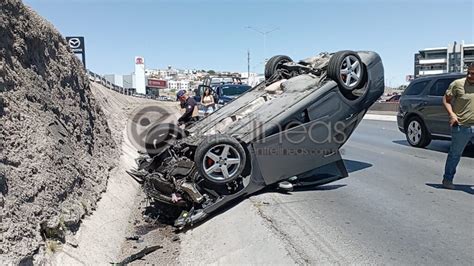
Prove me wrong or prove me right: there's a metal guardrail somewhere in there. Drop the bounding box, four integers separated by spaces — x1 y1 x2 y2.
85 70 404 112
86 69 136 96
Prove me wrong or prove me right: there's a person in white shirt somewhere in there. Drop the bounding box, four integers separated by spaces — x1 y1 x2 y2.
201 87 215 117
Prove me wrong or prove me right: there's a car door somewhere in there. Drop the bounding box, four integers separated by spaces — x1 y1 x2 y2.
401 80 431 113
252 89 356 184
422 78 458 136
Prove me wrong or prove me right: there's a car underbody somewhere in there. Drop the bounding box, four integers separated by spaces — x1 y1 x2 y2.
128 50 385 228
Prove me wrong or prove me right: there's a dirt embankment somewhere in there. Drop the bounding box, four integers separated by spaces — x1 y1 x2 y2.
51 82 175 264
0 0 118 263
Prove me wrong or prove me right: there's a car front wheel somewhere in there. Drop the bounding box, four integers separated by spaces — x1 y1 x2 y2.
405 117 431 148
195 134 247 184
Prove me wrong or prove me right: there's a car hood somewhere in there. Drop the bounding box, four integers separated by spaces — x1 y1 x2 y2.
220 95 237 101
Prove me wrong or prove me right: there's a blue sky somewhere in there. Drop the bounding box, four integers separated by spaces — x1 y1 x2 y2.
24 0 473 86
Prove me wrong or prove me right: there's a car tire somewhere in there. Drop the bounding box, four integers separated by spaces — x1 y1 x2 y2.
145 123 186 156
265 55 293 80
405 117 431 148
195 134 246 184
327 51 366 92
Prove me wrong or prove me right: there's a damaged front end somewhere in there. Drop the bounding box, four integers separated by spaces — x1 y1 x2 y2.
132 138 252 228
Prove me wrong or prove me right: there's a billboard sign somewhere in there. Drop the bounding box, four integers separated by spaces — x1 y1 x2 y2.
65 36 86 68
147 79 167 89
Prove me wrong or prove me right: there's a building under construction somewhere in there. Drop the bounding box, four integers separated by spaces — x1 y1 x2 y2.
414 41 474 78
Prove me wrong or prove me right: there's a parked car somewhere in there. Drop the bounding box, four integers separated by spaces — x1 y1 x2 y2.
133 50 384 228
215 84 252 105
194 84 252 117
202 75 242 87
194 84 250 104
157 96 168 101
195 75 244 100
384 94 401 102
397 73 467 147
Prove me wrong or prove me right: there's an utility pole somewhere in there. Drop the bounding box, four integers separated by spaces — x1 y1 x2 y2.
247 49 250 85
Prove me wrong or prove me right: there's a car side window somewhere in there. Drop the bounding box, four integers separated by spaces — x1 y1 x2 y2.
405 81 429 96
428 78 456 97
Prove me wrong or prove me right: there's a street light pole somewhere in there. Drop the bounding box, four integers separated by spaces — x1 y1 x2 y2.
246 26 279 64
247 49 250 84
263 33 267 63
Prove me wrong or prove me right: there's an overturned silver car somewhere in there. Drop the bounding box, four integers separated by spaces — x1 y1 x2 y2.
131 50 384 228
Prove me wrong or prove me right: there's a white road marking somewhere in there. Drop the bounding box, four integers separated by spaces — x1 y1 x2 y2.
363 114 397 122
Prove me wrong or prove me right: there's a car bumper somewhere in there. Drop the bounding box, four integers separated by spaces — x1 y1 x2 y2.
397 112 405 133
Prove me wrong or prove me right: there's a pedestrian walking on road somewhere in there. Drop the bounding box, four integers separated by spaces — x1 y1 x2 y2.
441 63 474 189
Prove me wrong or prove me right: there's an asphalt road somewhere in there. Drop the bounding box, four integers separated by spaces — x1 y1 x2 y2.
180 119 474 265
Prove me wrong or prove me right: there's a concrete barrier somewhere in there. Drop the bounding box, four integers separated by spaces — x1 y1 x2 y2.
369 102 399 112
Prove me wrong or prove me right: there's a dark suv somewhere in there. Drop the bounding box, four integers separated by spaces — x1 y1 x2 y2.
215 84 251 105
397 73 466 147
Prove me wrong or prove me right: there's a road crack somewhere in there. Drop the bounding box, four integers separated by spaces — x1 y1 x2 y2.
250 198 311 264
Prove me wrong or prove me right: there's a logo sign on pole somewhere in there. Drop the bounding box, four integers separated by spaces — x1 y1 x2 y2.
66 36 86 68
135 56 146 94
135 57 144 65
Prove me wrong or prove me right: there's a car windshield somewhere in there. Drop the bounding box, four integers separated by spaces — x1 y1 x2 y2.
222 85 250 96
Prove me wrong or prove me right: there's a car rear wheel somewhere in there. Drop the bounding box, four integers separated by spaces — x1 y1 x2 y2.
405 117 431 148
195 134 246 184
265 55 293 80
327 51 366 92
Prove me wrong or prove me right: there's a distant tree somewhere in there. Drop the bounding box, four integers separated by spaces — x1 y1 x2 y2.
207 70 216 75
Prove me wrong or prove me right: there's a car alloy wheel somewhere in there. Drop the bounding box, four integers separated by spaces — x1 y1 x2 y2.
407 120 422 145
195 134 247 184
327 50 366 96
202 144 241 182
339 55 362 88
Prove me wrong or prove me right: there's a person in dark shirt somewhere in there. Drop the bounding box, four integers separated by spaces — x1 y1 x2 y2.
176 90 199 127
